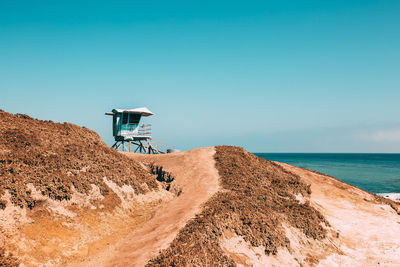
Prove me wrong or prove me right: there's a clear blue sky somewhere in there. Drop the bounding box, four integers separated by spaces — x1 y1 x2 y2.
1 0 399 152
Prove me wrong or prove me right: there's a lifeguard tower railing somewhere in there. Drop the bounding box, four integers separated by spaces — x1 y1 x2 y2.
136 124 151 137
119 124 152 140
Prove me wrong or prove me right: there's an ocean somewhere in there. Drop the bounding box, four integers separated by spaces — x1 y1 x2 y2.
255 153 400 198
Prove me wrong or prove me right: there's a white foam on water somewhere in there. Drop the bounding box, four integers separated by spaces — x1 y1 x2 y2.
377 193 400 201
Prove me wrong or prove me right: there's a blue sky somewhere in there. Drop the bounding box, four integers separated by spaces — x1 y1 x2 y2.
1 0 399 152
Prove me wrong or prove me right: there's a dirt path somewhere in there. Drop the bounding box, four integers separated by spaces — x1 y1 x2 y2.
277 163 400 266
81 147 220 267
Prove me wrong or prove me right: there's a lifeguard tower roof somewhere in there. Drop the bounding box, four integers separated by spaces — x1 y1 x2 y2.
105 107 154 117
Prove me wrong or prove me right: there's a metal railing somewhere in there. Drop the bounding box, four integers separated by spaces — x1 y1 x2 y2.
135 124 151 137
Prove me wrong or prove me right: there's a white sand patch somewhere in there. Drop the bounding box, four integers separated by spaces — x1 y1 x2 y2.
282 224 340 266
220 232 298 267
295 193 307 204
319 203 400 266
0 182 110 238
102 177 137 209
68 184 104 208
27 183 105 215
0 191 32 233
135 189 174 204
27 184 76 217
103 177 174 209
278 163 400 266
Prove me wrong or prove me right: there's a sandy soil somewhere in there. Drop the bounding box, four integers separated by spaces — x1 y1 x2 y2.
1 183 172 266
0 109 176 265
147 146 335 266
278 163 400 266
80 147 220 267
2 129 399 267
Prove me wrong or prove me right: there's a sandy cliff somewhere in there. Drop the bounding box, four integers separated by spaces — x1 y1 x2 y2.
1 110 399 266
145 146 400 266
0 110 173 265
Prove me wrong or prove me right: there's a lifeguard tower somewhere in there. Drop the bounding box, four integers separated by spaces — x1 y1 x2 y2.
105 107 163 154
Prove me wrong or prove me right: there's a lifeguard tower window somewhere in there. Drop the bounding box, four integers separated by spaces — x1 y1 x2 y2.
122 113 129 125
129 114 141 124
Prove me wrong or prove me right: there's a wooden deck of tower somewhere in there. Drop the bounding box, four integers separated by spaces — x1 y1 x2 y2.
105 107 164 154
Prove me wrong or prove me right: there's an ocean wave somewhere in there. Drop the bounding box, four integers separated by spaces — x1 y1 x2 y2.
377 193 400 201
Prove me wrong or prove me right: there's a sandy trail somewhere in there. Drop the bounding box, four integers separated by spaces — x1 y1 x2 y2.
278 163 400 266
82 147 220 267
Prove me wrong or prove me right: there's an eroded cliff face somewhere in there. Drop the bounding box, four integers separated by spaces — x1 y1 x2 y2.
0 110 173 265
280 162 400 266
147 146 400 267
148 146 337 266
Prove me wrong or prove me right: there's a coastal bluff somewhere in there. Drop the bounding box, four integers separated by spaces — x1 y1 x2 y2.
1 110 399 266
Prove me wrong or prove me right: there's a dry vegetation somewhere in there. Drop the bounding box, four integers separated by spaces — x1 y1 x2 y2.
148 146 329 266
0 248 19 267
3 109 395 266
0 110 158 209
0 110 163 265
